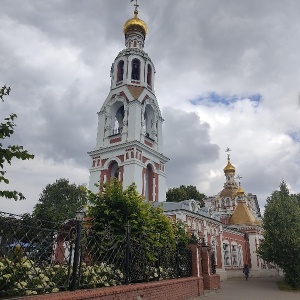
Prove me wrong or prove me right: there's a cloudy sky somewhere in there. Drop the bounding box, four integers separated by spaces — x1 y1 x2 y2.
1 0 300 215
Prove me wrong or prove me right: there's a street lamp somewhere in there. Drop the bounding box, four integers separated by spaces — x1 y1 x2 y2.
70 208 85 290
75 209 85 221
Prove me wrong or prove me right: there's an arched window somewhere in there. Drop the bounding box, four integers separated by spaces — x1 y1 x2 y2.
211 237 218 265
131 59 140 80
237 245 243 267
111 101 124 135
108 161 119 180
223 242 231 266
117 60 124 82
144 104 155 139
114 105 124 134
221 199 225 208
145 164 154 201
147 64 152 87
231 244 238 267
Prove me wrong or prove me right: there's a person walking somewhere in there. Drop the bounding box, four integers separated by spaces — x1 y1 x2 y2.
243 264 250 280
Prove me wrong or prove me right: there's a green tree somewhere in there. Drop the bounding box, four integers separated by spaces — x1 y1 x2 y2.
33 178 88 225
0 85 34 200
166 185 205 207
258 181 300 288
88 178 189 249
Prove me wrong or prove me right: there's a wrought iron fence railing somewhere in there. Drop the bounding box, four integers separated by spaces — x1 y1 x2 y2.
0 211 192 299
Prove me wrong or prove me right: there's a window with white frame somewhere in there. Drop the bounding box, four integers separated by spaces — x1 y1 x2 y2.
211 237 217 265
237 245 243 267
223 242 231 266
231 243 238 267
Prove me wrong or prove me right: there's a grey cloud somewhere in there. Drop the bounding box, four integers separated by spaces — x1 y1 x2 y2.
163 107 219 187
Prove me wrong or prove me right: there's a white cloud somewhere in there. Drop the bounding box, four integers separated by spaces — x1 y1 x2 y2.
0 156 89 214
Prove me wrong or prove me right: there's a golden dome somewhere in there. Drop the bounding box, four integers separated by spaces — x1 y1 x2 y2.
123 10 148 36
229 202 260 226
237 186 245 196
223 160 235 174
219 186 238 199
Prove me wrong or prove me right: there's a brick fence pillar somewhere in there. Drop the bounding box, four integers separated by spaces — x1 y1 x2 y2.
188 243 204 296
201 245 220 290
188 243 202 277
201 245 211 275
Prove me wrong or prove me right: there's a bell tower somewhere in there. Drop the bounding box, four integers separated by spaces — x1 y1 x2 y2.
88 3 169 201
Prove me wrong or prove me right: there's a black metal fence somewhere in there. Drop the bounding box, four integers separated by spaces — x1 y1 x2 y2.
0 211 192 299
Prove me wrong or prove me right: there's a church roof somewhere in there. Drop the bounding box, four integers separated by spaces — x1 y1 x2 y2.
229 200 260 226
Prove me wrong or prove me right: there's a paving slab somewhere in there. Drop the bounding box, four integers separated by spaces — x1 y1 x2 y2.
195 276 300 300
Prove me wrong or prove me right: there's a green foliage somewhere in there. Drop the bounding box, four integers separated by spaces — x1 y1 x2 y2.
33 178 88 225
0 85 34 200
258 181 300 288
0 256 123 298
88 179 189 250
166 185 205 207
8 245 25 263
277 280 300 291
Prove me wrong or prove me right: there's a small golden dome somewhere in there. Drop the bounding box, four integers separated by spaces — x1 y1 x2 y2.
237 186 245 196
223 161 235 174
123 10 148 36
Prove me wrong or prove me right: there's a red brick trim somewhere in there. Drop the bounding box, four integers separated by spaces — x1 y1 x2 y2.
110 137 121 144
144 140 153 147
21 277 204 300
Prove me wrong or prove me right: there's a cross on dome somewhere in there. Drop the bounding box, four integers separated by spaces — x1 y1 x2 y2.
236 174 243 186
131 0 139 13
223 147 235 174
225 147 231 161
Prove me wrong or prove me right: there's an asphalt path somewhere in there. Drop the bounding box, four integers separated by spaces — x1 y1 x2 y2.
196 276 300 300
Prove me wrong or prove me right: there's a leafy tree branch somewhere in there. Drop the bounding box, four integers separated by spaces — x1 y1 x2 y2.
0 85 34 200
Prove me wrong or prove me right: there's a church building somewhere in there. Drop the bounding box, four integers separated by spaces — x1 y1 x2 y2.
88 3 278 281
157 153 278 280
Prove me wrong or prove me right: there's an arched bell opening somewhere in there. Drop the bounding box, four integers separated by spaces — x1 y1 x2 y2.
145 164 154 201
108 161 119 181
144 104 155 139
111 101 124 135
147 64 152 87
117 60 124 82
131 58 140 80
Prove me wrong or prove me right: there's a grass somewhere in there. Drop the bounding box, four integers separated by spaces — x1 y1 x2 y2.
277 280 300 292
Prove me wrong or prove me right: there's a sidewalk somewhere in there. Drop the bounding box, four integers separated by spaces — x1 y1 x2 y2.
196 276 300 300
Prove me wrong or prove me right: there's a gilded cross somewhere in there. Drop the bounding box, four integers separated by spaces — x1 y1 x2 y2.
131 0 139 11
225 147 231 160
236 174 242 186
